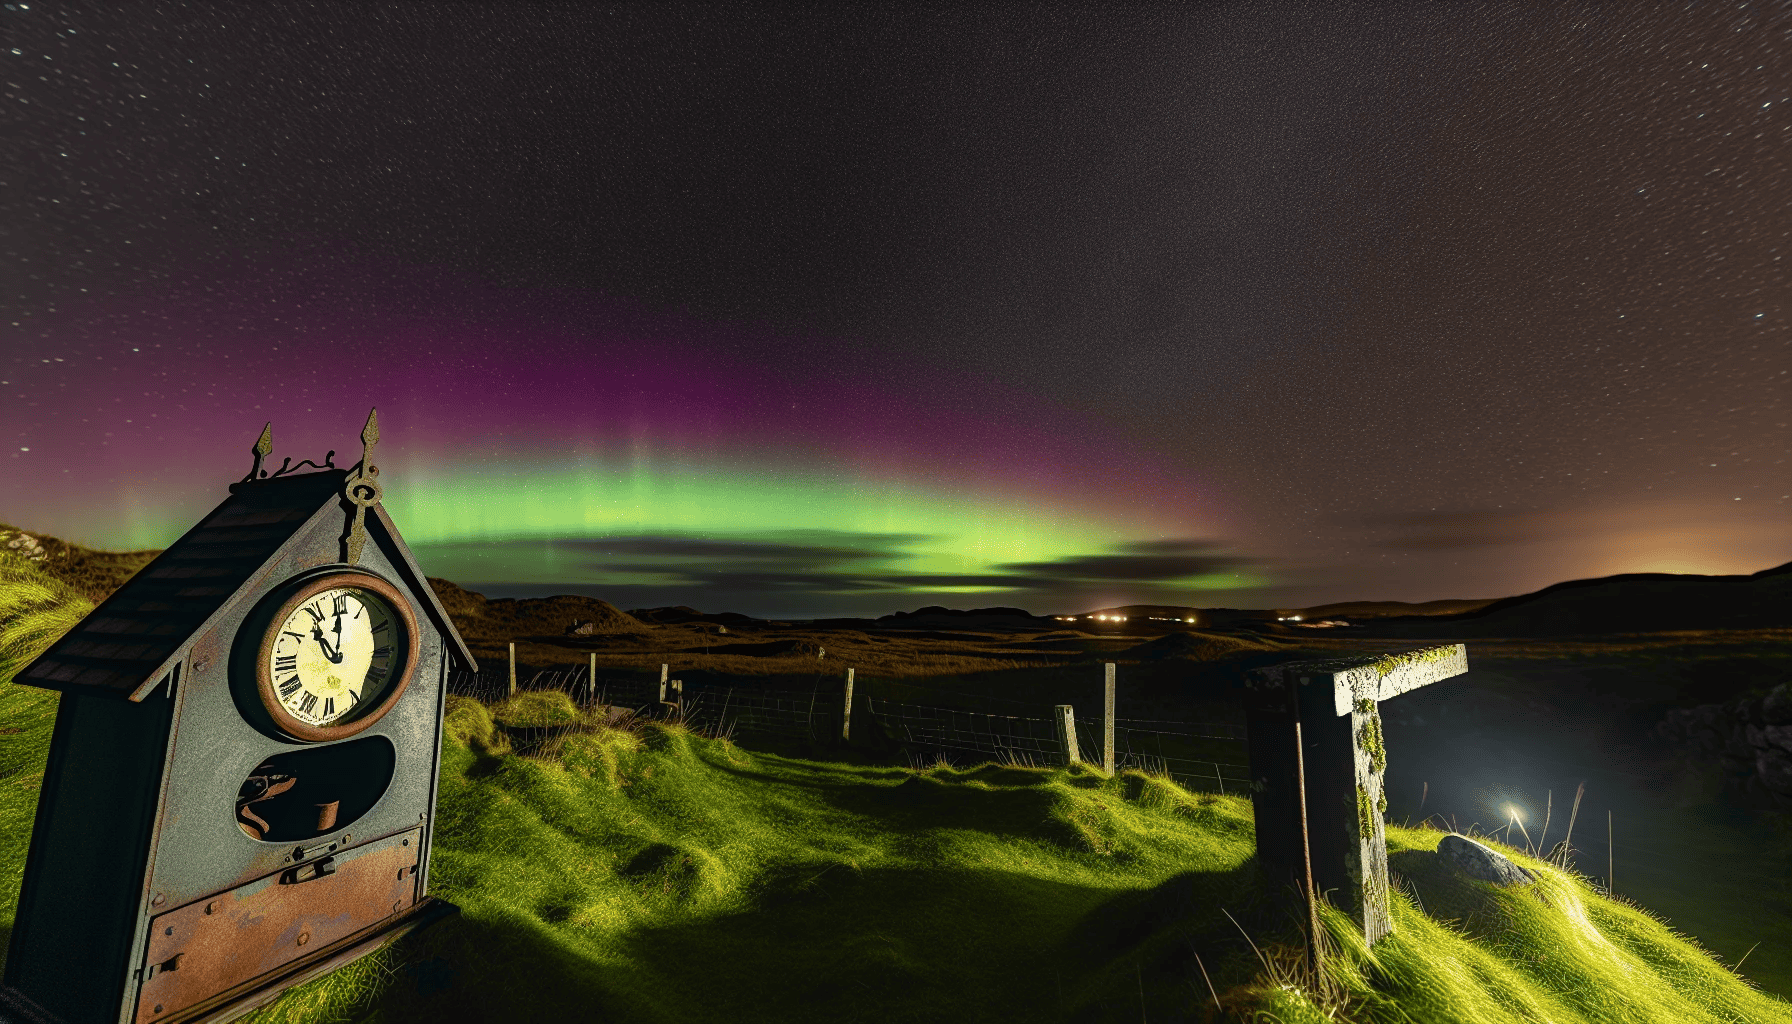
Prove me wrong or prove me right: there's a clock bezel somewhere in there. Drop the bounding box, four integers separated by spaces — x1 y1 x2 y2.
250 570 421 743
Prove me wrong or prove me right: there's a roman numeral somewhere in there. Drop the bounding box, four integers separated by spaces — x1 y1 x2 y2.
275 655 297 672
372 645 393 660
372 621 390 635
368 665 388 683
304 602 324 623
283 630 305 642
348 689 360 706
298 692 318 715
324 697 335 718
332 593 348 616
278 675 302 699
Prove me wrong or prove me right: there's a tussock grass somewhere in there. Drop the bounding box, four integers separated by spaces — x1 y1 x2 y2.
1289 824 1788 1024
0 548 93 685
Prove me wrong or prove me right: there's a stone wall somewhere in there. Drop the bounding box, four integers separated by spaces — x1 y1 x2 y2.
1655 681 1792 804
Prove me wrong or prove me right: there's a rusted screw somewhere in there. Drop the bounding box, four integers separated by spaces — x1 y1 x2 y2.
392 901 403 914
164 926 173 936
151 893 166 906
402 838 410 846
297 931 310 947
154 1006 163 1014
204 901 219 915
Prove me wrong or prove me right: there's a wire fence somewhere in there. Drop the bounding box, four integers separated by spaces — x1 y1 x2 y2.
447 664 1252 795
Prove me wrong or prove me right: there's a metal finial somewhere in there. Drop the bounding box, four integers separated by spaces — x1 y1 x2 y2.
341 409 384 564
242 422 273 483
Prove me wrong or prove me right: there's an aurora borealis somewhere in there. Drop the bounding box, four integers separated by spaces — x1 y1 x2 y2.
4 3 1788 618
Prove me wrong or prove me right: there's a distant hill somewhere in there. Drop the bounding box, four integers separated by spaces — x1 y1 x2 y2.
1352 560 1792 638
1294 597 1502 620
0 523 159 604
433 582 650 643
627 606 769 629
874 605 1059 631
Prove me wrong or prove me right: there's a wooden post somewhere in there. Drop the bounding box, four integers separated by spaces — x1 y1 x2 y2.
588 653 596 705
659 663 668 703
508 642 516 697
1244 644 1468 947
842 667 855 740
1054 705 1080 766
1103 662 1116 774
1294 719 1321 976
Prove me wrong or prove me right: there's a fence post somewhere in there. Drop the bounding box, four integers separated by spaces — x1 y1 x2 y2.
508 642 516 697
588 653 596 705
842 668 855 740
1103 662 1116 775
1054 705 1080 766
659 663 669 703
1243 644 1467 948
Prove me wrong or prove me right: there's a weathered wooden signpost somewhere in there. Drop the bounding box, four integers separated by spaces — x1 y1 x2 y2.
0 411 474 1024
1244 644 1468 949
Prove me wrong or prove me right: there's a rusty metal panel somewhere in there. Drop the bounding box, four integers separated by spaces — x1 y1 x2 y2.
134 827 419 1023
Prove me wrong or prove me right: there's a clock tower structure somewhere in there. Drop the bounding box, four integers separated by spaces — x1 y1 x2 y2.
1 411 474 1024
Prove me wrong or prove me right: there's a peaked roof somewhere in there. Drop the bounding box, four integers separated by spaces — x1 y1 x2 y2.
16 470 476 702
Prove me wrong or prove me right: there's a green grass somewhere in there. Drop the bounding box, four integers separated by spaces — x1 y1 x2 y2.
223 690 1788 1023
0 549 93 973
1 559 1788 1021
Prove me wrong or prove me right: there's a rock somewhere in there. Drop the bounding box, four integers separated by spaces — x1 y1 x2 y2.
1690 727 1726 756
1765 724 1792 753
1435 834 1536 887
1738 697 1765 727
1759 750 1792 795
1724 723 1757 760
1655 709 1688 743
1690 704 1726 731
1748 723 1770 750
1763 683 1792 726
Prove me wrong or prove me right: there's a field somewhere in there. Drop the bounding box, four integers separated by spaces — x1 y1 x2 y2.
1 532 1789 1021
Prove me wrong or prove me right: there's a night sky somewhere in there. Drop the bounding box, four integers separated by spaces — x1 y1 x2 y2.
4 2 1788 619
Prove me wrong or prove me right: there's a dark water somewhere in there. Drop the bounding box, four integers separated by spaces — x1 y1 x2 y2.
1378 658 1792 998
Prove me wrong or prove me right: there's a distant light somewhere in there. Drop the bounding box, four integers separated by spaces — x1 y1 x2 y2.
1185 618 1194 623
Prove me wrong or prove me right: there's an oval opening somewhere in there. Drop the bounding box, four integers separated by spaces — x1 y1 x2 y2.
234 734 396 842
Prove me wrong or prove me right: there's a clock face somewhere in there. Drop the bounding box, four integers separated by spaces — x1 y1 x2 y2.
250 571 420 742
267 587 400 728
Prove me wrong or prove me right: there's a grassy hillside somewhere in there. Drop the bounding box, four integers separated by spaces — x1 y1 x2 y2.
216 693 1792 1022
1 541 1788 1021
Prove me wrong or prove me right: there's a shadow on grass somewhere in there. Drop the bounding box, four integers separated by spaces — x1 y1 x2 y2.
354 862 1280 1024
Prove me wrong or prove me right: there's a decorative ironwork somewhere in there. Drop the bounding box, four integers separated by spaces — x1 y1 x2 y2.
242 422 342 482
269 450 338 479
340 408 382 564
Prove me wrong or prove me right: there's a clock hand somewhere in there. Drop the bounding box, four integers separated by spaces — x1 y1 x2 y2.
310 624 344 664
